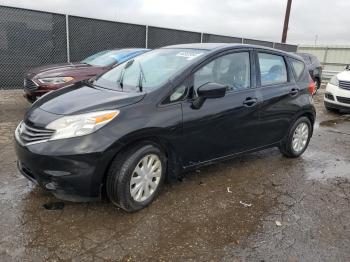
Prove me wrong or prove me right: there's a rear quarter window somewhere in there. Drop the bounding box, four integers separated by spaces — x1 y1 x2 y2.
290 59 305 81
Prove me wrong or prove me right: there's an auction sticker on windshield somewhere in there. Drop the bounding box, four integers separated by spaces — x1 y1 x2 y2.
176 51 203 60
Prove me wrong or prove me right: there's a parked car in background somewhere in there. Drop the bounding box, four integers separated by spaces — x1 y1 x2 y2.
23 48 149 102
324 67 350 112
15 43 316 212
296 52 322 93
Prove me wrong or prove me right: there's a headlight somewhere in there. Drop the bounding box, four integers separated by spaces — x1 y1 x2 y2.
46 110 119 140
329 75 339 86
38 76 74 85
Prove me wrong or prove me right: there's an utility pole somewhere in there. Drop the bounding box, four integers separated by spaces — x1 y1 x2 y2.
281 0 292 43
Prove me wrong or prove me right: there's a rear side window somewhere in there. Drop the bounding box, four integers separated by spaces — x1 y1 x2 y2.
290 59 305 81
258 53 288 86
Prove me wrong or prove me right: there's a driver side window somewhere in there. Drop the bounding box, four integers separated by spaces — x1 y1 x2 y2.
193 52 250 94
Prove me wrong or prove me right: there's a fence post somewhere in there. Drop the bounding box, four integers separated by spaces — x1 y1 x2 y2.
200 33 203 43
145 25 149 48
65 14 70 62
241 38 244 44
272 42 275 49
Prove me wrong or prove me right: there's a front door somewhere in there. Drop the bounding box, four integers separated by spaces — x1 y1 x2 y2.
179 50 261 167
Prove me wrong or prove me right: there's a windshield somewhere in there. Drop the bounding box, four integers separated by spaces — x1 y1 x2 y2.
93 48 207 91
81 49 142 67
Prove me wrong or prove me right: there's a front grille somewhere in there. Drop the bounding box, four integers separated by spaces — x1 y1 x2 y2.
325 93 334 100
337 96 350 104
16 121 54 145
24 78 38 91
339 80 350 90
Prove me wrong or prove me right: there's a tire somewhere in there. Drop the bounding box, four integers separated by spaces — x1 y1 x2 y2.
314 78 321 90
106 143 166 212
279 117 312 158
325 104 339 113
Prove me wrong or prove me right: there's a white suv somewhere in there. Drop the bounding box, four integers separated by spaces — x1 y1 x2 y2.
324 69 350 111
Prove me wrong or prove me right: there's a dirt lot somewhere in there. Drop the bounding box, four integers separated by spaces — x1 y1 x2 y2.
0 88 349 261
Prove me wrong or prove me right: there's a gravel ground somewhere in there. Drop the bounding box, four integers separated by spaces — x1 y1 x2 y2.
0 88 349 261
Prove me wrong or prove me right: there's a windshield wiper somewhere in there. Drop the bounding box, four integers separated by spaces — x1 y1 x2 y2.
137 61 146 92
117 59 135 90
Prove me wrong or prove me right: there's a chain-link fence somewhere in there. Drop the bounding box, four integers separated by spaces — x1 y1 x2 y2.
0 6 67 89
0 5 298 89
147 27 201 48
68 16 146 61
203 34 242 44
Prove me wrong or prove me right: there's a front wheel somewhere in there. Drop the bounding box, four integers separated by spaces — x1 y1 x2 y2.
279 117 312 158
106 144 166 212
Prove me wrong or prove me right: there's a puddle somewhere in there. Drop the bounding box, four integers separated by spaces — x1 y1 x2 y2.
319 115 350 127
318 115 350 135
302 151 350 180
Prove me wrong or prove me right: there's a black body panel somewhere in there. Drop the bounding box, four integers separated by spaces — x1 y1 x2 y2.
15 44 316 200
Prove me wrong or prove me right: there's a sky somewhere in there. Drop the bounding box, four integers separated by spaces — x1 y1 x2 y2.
0 0 349 45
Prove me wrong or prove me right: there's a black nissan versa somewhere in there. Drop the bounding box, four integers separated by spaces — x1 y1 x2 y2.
15 43 316 212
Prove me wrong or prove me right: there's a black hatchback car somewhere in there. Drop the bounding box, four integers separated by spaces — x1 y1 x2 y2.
15 43 316 212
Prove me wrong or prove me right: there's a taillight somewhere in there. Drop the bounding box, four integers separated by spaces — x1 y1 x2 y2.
308 80 316 95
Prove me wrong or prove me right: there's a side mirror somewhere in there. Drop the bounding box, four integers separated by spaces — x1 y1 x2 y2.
192 82 227 109
197 82 227 98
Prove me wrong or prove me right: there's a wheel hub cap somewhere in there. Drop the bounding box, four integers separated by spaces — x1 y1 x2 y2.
292 122 309 153
130 154 162 202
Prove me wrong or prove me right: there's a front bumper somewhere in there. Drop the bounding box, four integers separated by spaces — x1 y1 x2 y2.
324 83 350 110
15 138 106 202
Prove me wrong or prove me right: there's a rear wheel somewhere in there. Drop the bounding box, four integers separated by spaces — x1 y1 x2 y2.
106 143 166 212
314 78 321 90
312 78 321 95
279 117 312 158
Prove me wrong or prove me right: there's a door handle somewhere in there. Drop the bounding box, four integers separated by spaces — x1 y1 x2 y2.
289 88 299 96
243 97 258 107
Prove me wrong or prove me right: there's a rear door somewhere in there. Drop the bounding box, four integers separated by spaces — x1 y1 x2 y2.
178 50 261 167
256 51 300 146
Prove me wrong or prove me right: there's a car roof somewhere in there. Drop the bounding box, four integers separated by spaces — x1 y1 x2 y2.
162 43 237 50
162 43 301 59
109 48 150 52
296 52 312 56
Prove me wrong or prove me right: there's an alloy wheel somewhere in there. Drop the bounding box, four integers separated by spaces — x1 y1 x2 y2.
292 122 309 153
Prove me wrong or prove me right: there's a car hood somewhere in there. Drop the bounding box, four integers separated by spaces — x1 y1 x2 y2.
26 63 106 78
336 71 350 81
28 82 145 116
